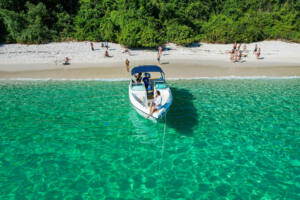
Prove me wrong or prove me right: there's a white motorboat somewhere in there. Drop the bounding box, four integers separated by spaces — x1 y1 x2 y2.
129 65 172 120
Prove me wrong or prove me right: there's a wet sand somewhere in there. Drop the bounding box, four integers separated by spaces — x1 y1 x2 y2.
1 60 300 80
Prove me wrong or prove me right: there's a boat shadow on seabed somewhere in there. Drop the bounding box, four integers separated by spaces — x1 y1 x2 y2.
165 87 198 136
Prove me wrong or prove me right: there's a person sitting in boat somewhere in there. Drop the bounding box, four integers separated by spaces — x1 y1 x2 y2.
143 73 150 90
146 91 162 119
134 73 142 83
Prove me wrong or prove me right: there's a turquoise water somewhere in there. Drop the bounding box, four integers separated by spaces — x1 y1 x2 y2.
0 79 300 199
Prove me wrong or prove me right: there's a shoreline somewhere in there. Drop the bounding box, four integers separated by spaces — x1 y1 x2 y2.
1 41 300 79
1 61 300 80
1 76 300 81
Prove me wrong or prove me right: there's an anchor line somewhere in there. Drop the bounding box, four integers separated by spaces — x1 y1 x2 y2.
157 112 168 199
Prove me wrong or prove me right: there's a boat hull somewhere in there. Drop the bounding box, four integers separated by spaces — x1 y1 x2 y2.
129 86 172 120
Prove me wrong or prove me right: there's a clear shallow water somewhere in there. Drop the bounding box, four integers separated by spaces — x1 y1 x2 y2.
0 79 300 199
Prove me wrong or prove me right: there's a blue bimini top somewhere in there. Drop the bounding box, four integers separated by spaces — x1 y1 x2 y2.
131 65 163 75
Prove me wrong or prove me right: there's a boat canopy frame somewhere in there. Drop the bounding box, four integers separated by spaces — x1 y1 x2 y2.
131 65 164 75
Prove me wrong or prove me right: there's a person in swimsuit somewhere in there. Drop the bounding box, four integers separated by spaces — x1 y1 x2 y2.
234 50 238 62
63 57 70 65
256 48 261 59
233 42 237 50
253 44 258 54
123 47 129 54
146 90 162 119
230 49 235 62
158 46 163 56
237 43 241 52
90 42 94 51
238 51 242 62
243 44 247 53
157 53 161 64
105 50 109 57
125 59 130 72
104 41 109 49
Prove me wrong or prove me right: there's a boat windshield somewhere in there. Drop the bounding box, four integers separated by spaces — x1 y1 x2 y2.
148 72 164 80
155 82 167 89
132 72 164 82
131 84 145 91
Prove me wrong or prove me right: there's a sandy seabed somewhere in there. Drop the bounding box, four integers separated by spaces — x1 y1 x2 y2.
0 41 300 79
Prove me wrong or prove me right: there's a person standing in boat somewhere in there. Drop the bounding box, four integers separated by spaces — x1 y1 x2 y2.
143 73 150 90
146 91 162 119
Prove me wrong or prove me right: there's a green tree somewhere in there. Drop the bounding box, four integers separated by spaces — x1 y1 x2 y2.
165 21 195 45
0 17 6 42
1 0 300 45
201 14 234 43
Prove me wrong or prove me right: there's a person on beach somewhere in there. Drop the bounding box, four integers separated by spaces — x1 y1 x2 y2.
157 53 161 64
230 49 235 62
158 46 163 56
256 48 261 59
234 50 238 62
123 47 129 54
101 42 104 48
238 51 242 62
63 57 70 65
90 42 94 51
146 90 162 119
253 44 258 54
125 59 130 72
243 44 247 53
233 42 237 50
104 41 109 49
237 43 241 52
105 50 110 57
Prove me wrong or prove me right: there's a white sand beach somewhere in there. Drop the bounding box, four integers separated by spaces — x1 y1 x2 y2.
0 40 300 79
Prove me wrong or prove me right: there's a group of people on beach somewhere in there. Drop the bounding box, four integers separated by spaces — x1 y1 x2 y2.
90 42 110 58
230 42 262 63
63 43 163 70
62 42 110 65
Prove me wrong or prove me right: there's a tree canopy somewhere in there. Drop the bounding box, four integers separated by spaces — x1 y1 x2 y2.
0 0 299 46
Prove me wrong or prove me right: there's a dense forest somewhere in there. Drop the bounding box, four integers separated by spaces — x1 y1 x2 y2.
0 0 299 47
